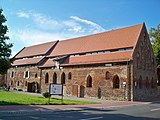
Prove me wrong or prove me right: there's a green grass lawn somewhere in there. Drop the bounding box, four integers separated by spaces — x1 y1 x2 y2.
0 90 97 105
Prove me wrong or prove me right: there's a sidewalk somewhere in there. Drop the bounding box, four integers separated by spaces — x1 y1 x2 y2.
0 101 145 112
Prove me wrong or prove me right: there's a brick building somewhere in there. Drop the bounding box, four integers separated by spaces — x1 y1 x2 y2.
7 23 159 101
0 74 5 86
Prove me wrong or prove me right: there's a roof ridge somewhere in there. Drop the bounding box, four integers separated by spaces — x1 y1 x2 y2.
25 40 58 48
59 23 142 42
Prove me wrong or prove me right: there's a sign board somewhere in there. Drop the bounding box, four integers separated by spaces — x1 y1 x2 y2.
49 84 63 95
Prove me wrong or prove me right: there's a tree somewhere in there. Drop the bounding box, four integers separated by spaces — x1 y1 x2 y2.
149 24 160 67
0 8 13 74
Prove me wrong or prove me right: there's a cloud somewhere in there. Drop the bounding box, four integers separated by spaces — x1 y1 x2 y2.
17 11 30 18
14 11 105 46
70 16 105 32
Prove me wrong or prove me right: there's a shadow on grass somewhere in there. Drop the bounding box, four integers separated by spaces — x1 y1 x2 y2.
0 101 22 105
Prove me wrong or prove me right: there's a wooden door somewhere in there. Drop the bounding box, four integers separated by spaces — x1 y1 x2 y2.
72 85 78 97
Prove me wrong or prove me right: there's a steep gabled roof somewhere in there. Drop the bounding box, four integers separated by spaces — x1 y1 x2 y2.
14 41 58 59
61 50 132 66
49 23 143 57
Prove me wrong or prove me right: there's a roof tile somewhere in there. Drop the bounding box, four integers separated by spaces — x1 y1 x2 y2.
50 24 142 57
61 50 132 66
12 57 44 66
15 41 58 59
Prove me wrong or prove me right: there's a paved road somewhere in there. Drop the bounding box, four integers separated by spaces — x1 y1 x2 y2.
0 101 160 120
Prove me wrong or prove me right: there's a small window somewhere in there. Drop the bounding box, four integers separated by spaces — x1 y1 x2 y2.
17 81 19 86
35 73 38 78
11 71 15 78
68 72 72 80
61 72 66 84
53 72 57 84
105 71 110 80
144 32 146 39
86 75 92 87
24 71 29 78
113 75 120 89
45 73 49 84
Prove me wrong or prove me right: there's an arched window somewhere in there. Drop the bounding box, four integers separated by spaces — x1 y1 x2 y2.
45 73 49 84
146 77 149 88
86 75 92 87
53 72 57 84
61 72 65 84
138 76 142 89
17 81 19 86
151 77 154 88
35 73 38 78
105 71 110 80
113 75 120 89
68 72 72 80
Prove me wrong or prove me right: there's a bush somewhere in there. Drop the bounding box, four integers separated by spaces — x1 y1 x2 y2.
43 92 50 98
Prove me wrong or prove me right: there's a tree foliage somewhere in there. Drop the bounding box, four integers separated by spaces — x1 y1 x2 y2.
149 24 160 67
0 8 13 74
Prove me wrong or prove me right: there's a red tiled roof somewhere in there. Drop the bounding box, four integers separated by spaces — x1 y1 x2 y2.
49 23 142 57
39 58 55 68
61 50 132 66
12 57 44 66
15 41 58 59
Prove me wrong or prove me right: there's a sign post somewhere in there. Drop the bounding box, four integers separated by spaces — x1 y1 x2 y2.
49 84 63 104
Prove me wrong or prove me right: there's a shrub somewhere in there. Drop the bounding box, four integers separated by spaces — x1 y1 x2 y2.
43 92 50 98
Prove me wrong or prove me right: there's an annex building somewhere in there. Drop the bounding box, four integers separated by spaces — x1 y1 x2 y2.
7 23 160 101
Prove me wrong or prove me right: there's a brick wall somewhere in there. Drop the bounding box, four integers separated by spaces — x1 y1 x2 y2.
41 65 129 101
0 74 5 86
132 24 159 101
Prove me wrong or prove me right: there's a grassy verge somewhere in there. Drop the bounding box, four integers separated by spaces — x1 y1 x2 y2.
0 90 97 105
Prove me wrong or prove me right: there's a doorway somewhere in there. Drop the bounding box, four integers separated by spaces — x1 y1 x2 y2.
27 82 35 92
80 85 85 98
98 87 101 99
72 85 78 97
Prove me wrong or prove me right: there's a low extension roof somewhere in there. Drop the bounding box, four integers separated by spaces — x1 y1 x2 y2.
49 23 142 57
61 50 132 66
14 41 58 59
12 57 44 66
39 58 55 68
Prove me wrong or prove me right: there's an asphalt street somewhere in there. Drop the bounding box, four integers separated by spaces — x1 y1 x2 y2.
0 101 160 120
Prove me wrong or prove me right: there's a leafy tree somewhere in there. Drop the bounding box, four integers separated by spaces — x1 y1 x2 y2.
149 24 160 67
0 8 13 74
